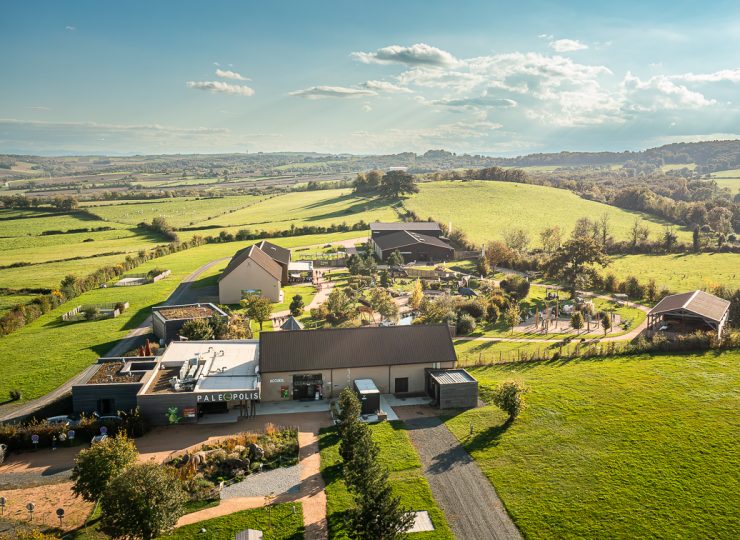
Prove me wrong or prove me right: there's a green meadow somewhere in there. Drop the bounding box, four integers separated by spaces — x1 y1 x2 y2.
183 189 398 238
406 181 693 247
319 421 453 539
86 194 265 228
606 252 740 290
444 350 740 539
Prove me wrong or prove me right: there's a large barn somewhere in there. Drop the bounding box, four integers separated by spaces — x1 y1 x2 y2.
646 290 731 337
371 230 454 263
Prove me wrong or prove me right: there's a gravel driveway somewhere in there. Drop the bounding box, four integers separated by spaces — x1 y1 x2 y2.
220 463 301 499
402 415 522 540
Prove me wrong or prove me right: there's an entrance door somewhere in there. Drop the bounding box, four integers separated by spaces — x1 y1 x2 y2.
394 377 409 394
293 374 323 400
97 398 114 415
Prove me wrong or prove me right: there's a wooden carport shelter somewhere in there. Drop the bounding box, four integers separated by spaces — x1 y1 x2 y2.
647 290 730 337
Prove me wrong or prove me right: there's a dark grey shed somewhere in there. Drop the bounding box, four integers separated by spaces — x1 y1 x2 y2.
353 379 381 415
425 369 478 409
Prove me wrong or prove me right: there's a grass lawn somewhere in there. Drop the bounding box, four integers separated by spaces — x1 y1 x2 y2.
0 209 124 237
405 181 693 247
86 194 265 228
319 421 453 539
443 350 740 539
0 231 362 404
159 503 304 539
606 252 740 290
272 283 317 313
453 338 606 365
182 189 398 238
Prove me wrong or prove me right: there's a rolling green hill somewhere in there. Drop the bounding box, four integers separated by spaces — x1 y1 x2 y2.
406 180 693 247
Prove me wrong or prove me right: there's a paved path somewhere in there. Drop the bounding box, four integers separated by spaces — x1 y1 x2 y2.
399 412 521 540
0 257 230 423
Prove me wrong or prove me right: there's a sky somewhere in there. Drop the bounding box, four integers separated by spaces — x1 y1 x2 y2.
1 0 740 156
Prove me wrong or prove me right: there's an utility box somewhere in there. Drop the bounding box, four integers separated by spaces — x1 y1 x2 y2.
353 379 381 415
426 369 478 409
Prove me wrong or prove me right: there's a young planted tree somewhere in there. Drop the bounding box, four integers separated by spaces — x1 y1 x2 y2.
325 288 356 324
337 387 363 464
240 294 272 331
491 381 528 421
410 279 424 310
71 434 138 503
289 294 305 317
570 311 585 334
369 287 399 322
100 462 187 540
601 312 612 336
504 303 520 334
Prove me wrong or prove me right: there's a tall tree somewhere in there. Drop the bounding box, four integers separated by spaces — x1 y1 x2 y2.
503 228 530 254
544 237 610 298
345 426 414 539
539 225 562 254
570 311 585 334
504 303 520 334
386 249 405 267
100 463 186 540
380 170 418 199
289 294 305 317
369 287 399 322
240 294 272 330
410 279 424 310
71 434 138 503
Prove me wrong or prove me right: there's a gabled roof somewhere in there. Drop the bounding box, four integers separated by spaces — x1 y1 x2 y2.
257 240 291 266
259 324 457 372
648 290 730 323
373 230 453 252
219 244 283 283
280 316 304 331
370 221 441 232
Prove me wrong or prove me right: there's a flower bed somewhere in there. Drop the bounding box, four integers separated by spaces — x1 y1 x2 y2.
167 424 299 502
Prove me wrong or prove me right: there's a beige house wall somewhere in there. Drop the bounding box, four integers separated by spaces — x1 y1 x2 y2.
219 259 282 304
260 361 454 401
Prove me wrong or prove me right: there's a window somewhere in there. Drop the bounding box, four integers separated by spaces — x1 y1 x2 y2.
394 377 409 393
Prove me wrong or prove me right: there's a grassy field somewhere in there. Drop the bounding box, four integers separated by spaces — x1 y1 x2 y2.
183 189 397 238
405 181 693 247
606 252 740 290
158 503 304 539
443 350 740 539
319 421 453 539
86 194 265 228
0 209 122 237
0 231 362 404
661 163 696 171
711 168 740 178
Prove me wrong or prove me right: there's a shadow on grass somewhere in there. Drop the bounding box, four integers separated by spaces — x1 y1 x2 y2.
463 417 515 454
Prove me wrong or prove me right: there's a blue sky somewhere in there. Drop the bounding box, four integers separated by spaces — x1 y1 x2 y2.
1 0 739 156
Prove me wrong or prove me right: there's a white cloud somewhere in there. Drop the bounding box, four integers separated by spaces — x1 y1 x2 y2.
65 26 76 31
186 81 255 96
0 118 229 134
359 80 412 93
621 72 716 111
289 86 377 99
548 39 588 52
362 104 373 112
433 95 517 109
538 34 554 40
351 43 458 67
670 68 740 83
215 69 249 81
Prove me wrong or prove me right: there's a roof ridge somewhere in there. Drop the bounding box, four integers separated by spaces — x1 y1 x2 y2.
684 289 701 308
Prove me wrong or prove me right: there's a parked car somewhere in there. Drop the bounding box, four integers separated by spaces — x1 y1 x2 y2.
46 415 78 427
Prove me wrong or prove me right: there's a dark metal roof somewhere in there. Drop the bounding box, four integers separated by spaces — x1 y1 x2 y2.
280 316 304 331
257 240 291 266
649 290 730 323
259 324 457 372
370 222 441 232
373 231 453 252
429 369 477 385
219 244 283 282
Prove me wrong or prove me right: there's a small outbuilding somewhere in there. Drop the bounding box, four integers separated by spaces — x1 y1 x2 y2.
425 369 478 409
152 303 228 343
647 290 731 336
353 379 381 415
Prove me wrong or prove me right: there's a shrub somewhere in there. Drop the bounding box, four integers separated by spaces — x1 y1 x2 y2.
82 306 100 321
459 300 486 320
9 389 21 401
500 275 531 300
71 434 139 502
486 303 501 324
491 381 528 420
456 313 477 335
